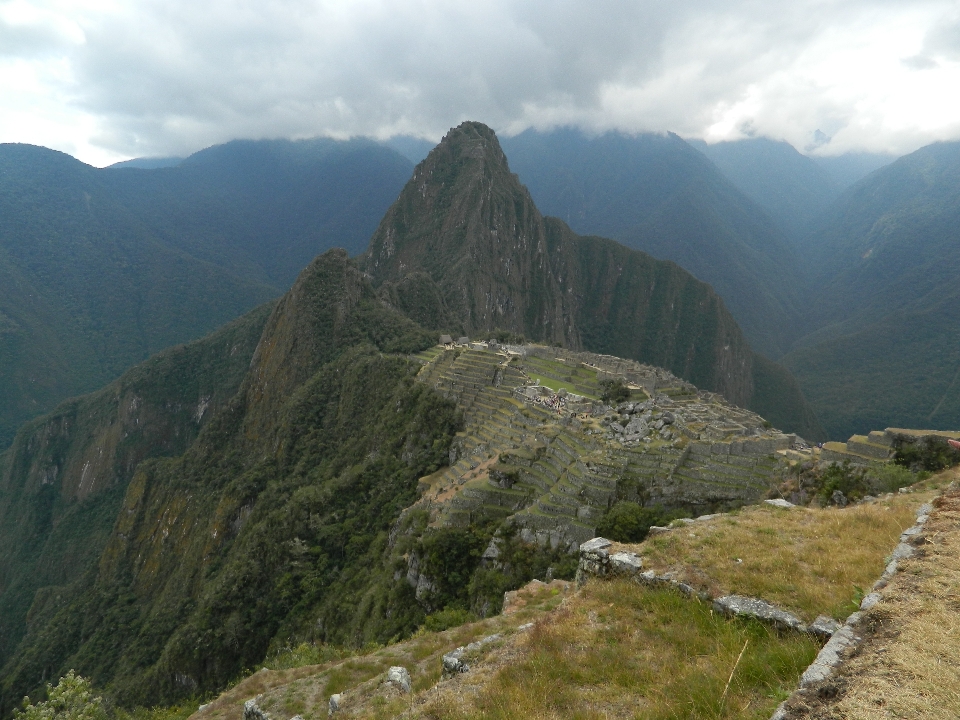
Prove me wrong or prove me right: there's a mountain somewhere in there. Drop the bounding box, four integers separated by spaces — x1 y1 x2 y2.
689 137 840 241
0 139 413 450
108 157 184 170
0 120 825 715
498 129 806 359
0 258 453 711
102 137 415 287
363 122 821 438
0 144 278 449
812 151 896 190
782 141 960 437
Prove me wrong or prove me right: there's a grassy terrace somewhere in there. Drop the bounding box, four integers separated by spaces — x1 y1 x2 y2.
629 487 939 621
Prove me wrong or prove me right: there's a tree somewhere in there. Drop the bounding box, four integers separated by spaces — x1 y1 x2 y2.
16 671 107 720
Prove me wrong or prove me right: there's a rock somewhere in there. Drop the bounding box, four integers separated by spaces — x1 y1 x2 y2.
662 412 675 424
244 697 269 720
831 489 848 507
610 551 643 574
860 592 883 611
442 648 469 676
198 705 209 713
808 615 841 640
328 694 341 716
800 624 861 687
610 422 625 434
386 666 411 693
442 633 502 677
712 595 806 632
764 498 794 509
580 537 612 554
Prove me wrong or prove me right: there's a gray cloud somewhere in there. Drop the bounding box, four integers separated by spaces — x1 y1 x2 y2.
2 0 959 162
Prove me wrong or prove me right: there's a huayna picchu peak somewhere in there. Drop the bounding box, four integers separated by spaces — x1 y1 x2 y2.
1 121 832 717
363 122 821 439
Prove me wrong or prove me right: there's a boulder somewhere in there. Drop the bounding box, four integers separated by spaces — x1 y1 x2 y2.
243 697 269 720
386 666 411 693
610 551 643 575
328 694 341 716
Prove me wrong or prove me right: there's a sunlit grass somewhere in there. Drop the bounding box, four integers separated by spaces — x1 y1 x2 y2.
636 491 934 620
414 580 818 720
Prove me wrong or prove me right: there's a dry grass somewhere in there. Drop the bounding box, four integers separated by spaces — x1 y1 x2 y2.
189 582 571 720
409 579 819 720
805 474 960 719
626 489 938 621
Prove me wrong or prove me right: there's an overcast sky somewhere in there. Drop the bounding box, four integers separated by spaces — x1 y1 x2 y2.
1 0 959 166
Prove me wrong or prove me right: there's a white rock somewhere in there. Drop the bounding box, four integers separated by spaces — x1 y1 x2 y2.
386 666 411 693
328 693 341 716
764 498 795 508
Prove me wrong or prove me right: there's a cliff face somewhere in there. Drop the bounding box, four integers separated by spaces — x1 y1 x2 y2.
0 305 273 675
363 122 788 415
364 122 577 348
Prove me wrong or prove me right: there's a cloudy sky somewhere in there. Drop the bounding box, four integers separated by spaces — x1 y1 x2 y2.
1 0 959 166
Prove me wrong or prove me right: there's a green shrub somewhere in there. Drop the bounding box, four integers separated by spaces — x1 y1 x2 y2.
595 502 681 543
893 436 960 473
16 671 107 720
599 379 630 405
864 463 918 494
422 607 477 632
818 461 868 502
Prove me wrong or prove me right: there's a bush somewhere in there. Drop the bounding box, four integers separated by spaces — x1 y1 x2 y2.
16 671 107 720
817 461 869 502
893 436 960 473
422 607 477 632
599 379 630 405
596 502 681 543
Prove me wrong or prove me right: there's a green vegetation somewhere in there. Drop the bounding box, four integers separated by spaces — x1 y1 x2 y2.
595 502 683 543
893 435 960 473
599 378 630 404
16 672 106 720
419 581 818 720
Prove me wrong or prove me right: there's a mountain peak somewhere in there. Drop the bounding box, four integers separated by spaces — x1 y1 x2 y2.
361 122 574 346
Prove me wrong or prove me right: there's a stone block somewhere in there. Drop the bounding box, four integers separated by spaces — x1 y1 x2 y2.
610 551 643 574
808 615 841 641
712 595 805 632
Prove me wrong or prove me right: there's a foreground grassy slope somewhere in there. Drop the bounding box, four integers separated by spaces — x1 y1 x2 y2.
190 477 943 720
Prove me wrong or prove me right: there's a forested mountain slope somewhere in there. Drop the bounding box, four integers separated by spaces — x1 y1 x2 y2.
0 139 412 449
782 141 960 437
689 137 840 242
499 129 806 359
